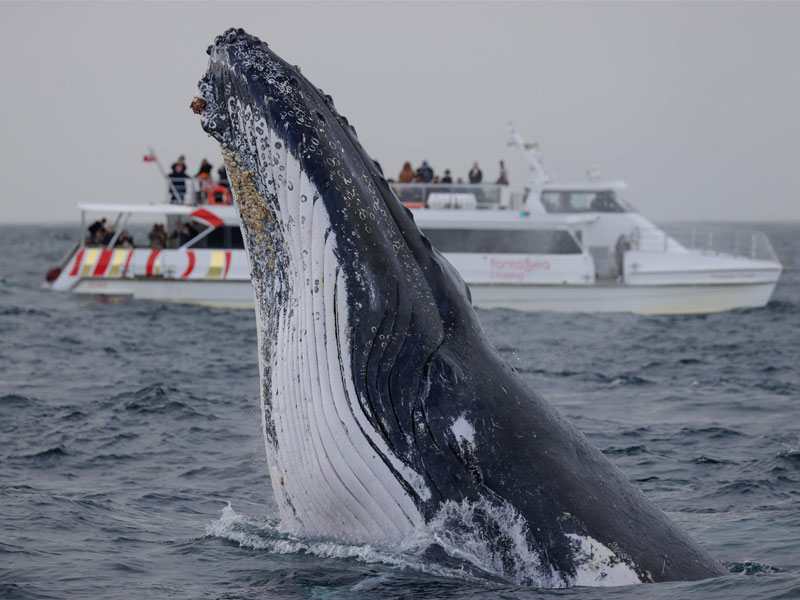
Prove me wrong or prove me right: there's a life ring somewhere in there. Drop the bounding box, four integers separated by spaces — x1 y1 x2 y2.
208 185 232 205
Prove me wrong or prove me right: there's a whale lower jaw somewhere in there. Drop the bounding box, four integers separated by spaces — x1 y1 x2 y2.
229 117 426 544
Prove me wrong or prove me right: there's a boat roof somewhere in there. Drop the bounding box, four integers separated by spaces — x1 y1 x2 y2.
414 209 598 229
79 202 232 215
78 203 239 226
541 181 628 192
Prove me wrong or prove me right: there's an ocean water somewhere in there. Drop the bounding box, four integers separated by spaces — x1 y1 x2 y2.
1 223 798 599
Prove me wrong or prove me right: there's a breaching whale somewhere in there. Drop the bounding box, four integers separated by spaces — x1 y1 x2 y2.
193 28 727 587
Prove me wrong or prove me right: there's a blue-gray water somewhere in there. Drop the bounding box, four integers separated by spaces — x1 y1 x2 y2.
1 224 798 599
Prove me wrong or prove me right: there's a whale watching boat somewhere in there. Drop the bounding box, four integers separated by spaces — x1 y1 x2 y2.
44 132 782 314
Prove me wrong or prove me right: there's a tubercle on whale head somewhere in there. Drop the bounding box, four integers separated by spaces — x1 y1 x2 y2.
190 96 206 114
192 29 263 147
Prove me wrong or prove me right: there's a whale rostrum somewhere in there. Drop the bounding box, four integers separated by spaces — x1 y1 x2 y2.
194 28 727 587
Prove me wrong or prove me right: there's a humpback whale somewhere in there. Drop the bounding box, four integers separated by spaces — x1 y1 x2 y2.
193 28 727 587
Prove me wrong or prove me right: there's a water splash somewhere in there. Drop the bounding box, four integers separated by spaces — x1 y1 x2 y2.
207 498 640 589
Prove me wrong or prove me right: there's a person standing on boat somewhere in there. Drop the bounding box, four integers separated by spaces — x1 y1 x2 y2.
100 226 115 246
416 160 434 183
441 169 453 184
148 224 166 249
88 227 105 246
468 162 482 184
218 165 230 189
398 161 415 183
170 155 186 171
87 218 106 239
196 158 212 179
169 161 189 204
496 160 509 185
116 230 134 248
196 159 214 204
615 234 631 282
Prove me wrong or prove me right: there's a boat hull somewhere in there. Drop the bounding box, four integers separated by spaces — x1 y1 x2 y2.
469 280 779 315
70 277 255 309
62 275 779 315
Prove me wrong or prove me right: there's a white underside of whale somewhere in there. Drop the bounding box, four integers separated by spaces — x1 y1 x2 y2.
232 108 426 545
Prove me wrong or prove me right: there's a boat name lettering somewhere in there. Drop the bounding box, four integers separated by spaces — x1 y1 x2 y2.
490 257 551 272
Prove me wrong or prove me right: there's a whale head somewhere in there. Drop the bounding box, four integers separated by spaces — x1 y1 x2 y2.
194 28 727 587
195 27 469 302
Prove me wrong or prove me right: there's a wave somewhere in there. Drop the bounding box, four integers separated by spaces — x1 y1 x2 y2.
0 394 38 408
726 560 784 575
14 446 69 460
0 306 50 317
107 384 208 418
764 299 800 315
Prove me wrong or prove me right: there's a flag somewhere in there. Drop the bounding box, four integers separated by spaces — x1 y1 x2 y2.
143 153 156 163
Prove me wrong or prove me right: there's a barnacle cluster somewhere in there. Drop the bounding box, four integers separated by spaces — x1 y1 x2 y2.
222 147 276 272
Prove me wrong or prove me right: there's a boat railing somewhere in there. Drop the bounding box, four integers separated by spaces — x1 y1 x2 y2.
162 178 515 210
163 175 231 206
388 183 514 210
633 224 778 261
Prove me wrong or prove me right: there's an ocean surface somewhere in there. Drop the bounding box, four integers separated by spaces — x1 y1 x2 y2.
1 223 798 599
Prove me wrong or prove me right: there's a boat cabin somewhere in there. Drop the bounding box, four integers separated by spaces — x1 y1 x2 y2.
538 184 632 214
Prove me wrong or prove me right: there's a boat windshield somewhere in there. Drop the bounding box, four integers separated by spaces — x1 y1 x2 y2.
540 190 630 214
421 228 582 254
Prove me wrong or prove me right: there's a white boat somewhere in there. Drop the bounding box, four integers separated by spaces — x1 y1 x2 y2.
45 202 255 309
44 134 782 314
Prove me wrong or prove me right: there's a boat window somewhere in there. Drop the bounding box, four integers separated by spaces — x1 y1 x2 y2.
540 190 627 213
189 226 244 249
421 228 581 254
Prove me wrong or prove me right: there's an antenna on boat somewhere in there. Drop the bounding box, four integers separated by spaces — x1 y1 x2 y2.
507 124 551 211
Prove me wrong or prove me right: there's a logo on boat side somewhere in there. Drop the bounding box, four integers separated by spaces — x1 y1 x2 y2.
489 257 551 281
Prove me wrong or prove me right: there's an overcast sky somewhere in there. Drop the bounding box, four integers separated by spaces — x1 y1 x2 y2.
1 1 799 224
